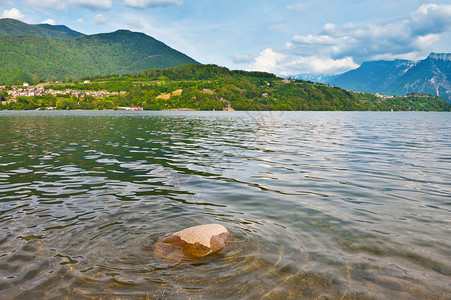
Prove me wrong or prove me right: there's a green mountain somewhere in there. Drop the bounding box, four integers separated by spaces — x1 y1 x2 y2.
0 20 198 84
329 53 451 102
0 18 84 38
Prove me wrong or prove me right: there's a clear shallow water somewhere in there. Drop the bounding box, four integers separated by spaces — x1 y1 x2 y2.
0 111 450 299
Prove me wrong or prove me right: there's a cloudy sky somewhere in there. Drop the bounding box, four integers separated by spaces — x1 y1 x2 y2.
2 0 451 76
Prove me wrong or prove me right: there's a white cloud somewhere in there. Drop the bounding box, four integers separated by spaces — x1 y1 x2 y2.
247 48 358 76
25 0 66 11
124 0 183 9
286 56 359 75
93 14 108 25
76 18 85 24
322 22 336 33
285 3 451 65
241 3 451 76
42 18 56 25
69 0 112 10
409 3 451 35
2 7 24 20
247 48 286 74
412 33 441 50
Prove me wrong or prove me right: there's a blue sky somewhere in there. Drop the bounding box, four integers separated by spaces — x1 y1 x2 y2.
1 0 451 76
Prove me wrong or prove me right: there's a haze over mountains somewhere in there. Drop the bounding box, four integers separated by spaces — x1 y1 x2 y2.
0 18 198 84
292 53 451 103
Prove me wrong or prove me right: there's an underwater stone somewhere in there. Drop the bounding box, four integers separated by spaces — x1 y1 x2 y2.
154 224 231 259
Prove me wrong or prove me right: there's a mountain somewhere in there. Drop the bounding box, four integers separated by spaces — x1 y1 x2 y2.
329 53 451 102
330 59 415 93
0 18 84 38
384 53 451 102
0 20 198 84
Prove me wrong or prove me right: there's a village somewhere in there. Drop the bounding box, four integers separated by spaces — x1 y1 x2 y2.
0 79 405 112
0 82 128 103
0 82 239 111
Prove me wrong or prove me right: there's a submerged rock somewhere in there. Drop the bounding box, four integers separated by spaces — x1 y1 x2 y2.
154 224 231 260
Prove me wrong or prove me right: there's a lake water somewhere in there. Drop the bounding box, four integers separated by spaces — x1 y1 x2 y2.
0 111 450 299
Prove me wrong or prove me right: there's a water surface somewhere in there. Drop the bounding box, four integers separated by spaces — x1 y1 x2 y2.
0 111 450 299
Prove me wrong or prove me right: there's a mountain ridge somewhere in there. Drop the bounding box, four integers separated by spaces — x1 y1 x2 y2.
0 19 198 84
329 53 451 102
428 53 451 61
330 59 416 93
0 18 84 38
383 53 451 101
289 53 451 102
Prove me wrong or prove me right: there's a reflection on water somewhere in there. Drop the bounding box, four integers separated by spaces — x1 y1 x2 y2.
0 111 450 299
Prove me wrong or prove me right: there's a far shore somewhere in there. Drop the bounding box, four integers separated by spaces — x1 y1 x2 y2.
162 108 197 111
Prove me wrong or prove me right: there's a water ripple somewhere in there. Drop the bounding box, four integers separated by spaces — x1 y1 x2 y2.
0 111 450 299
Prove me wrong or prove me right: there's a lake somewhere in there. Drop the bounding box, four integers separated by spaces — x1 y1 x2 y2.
0 111 450 299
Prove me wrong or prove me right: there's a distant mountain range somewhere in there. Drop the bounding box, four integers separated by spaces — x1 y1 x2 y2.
0 18 198 84
290 53 451 102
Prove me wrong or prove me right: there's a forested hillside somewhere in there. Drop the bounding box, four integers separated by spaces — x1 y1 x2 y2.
0 25 198 84
3 64 450 111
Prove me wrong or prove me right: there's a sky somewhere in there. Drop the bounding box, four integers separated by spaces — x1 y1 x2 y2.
1 0 451 76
